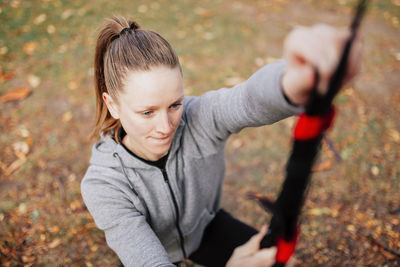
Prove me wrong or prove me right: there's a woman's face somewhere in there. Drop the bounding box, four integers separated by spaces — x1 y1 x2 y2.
104 66 184 161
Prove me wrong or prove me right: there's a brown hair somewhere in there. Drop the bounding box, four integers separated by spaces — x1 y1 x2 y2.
91 16 181 142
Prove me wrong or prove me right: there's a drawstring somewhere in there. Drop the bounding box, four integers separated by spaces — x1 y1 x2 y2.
113 152 139 196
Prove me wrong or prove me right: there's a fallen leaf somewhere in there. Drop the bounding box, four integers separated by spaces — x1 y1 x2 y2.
4 158 26 176
387 129 400 143
312 160 332 172
70 200 80 210
13 141 29 159
27 74 41 88
67 81 77 90
23 42 38 55
22 255 35 263
0 46 8 55
308 207 332 216
371 166 380 176
47 24 56 34
2 72 14 81
33 13 47 25
51 226 59 234
346 224 356 233
61 9 73 20
18 203 27 214
392 16 399 27
0 71 13 81
10 0 21 8
0 87 31 103
17 125 30 138
62 111 73 122
380 248 397 259
48 238 61 249
232 138 244 149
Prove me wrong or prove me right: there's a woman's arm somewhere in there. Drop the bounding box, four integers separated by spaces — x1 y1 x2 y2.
183 60 301 150
81 171 175 267
183 23 361 152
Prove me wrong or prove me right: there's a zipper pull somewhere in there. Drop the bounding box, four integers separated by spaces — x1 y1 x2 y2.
161 168 169 182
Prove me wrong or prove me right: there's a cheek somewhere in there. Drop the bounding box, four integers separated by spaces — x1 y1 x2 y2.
172 109 183 127
120 113 153 136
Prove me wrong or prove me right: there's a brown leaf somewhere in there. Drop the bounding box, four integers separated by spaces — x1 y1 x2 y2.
4 158 26 176
22 255 36 263
0 72 14 81
48 238 61 249
62 111 73 122
27 75 40 88
33 14 46 25
51 226 59 234
23 42 38 55
312 160 332 172
13 141 30 159
380 248 397 259
0 87 31 103
194 7 212 17
308 207 332 216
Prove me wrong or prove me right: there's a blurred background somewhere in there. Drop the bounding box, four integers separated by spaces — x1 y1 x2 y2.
0 0 399 265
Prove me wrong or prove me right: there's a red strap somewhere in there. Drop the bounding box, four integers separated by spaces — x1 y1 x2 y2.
294 107 336 140
275 227 299 264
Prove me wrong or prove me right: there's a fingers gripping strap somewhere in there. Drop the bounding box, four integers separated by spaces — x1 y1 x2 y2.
294 107 335 140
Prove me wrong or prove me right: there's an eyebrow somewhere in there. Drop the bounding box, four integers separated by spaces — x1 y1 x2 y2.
134 95 184 110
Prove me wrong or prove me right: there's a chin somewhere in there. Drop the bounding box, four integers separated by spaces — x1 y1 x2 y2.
150 145 170 157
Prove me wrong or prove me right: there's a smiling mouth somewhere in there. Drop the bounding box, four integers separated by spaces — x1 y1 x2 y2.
151 136 171 142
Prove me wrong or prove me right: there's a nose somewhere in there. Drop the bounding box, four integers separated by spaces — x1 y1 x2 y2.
156 112 173 135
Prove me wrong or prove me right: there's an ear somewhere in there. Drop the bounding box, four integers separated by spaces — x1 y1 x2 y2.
102 92 120 119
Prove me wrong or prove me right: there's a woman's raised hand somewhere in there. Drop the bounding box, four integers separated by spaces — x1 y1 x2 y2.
281 24 362 106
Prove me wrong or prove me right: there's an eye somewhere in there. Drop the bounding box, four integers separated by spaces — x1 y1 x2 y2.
170 103 182 109
142 110 153 117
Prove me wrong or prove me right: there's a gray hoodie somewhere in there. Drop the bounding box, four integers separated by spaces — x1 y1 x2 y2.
81 61 300 267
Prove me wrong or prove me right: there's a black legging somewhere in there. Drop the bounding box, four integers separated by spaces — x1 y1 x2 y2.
187 209 258 267
119 210 257 267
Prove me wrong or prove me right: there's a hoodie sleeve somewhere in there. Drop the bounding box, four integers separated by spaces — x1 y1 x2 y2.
183 61 302 149
81 168 175 267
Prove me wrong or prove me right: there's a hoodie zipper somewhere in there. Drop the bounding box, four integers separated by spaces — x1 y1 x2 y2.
160 168 187 259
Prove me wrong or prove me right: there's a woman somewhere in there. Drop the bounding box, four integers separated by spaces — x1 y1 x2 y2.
81 16 361 266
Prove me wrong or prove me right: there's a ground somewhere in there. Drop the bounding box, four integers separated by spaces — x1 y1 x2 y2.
0 0 399 266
